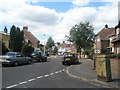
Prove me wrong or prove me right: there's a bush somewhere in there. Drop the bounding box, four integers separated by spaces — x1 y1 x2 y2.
1 41 9 55
21 44 34 57
109 53 120 59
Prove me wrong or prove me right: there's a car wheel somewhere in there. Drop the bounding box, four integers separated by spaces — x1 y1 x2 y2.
2 64 6 67
62 62 65 65
28 60 31 64
14 62 18 66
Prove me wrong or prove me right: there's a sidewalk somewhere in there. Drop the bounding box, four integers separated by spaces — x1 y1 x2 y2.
66 59 120 88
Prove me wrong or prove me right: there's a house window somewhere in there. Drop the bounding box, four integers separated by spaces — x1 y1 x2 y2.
112 47 114 53
97 38 100 42
110 37 112 41
117 47 120 54
116 28 120 35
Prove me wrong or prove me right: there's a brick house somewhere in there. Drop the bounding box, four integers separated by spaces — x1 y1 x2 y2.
94 25 115 54
58 41 77 54
111 21 120 54
23 26 40 51
0 28 10 50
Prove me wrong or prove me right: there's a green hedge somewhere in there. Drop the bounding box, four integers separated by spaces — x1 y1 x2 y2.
109 53 120 59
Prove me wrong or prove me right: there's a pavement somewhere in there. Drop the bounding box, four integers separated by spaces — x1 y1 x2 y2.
66 59 120 88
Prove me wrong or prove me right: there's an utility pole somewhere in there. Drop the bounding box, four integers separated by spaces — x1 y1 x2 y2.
43 34 46 55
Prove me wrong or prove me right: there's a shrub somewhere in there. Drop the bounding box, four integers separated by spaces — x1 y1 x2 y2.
21 44 34 57
109 53 120 59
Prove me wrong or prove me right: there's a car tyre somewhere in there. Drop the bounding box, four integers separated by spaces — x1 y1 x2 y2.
62 62 65 65
14 62 18 66
28 60 31 64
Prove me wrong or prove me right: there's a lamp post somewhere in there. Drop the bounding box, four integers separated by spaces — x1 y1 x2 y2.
43 34 46 55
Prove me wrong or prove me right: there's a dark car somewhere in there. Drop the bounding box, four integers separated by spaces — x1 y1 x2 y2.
62 53 79 65
31 51 47 62
0 52 32 66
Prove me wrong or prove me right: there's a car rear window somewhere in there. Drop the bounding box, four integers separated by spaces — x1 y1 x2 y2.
6 53 16 56
64 53 74 57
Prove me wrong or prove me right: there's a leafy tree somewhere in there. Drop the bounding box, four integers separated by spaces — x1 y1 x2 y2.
0 40 9 55
21 43 34 57
45 37 55 50
13 27 24 52
53 46 58 53
9 25 16 51
68 21 95 53
9 25 24 52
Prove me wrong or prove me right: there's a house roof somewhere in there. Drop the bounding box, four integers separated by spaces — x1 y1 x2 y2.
23 29 40 48
96 28 115 40
59 43 72 48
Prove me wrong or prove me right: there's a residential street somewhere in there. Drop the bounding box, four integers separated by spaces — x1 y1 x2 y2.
2 56 109 88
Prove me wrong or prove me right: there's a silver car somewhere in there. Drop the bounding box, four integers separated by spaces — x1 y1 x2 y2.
0 52 32 66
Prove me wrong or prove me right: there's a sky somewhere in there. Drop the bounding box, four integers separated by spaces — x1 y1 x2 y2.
0 0 119 44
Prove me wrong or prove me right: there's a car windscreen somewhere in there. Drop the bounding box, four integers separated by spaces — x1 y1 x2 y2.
64 53 74 57
31 52 36 56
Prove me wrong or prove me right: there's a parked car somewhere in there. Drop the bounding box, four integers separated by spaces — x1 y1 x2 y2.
62 53 79 65
0 52 32 66
30 51 47 62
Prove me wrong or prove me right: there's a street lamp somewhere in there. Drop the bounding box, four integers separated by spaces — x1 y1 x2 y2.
43 34 46 55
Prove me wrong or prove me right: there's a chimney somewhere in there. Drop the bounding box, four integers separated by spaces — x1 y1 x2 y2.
105 24 108 29
23 26 28 30
4 27 7 33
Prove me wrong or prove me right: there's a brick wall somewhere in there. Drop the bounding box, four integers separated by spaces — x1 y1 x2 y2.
110 58 120 75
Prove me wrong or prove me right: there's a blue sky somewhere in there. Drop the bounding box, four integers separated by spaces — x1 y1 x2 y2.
0 0 118 42
29 2 108 12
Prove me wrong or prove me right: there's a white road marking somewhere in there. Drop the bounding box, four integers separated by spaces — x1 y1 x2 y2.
37 76 43 79
19 81 28 85
44 74 49 77
6 84 18 88
5 68 65 88
28 78 36 82
59 71 62 73
50 73 54 75
55 71 59 74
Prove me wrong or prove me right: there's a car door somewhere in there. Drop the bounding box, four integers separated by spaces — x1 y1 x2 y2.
16 53 26 64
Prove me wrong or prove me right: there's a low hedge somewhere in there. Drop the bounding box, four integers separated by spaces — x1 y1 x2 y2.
109 53 120 59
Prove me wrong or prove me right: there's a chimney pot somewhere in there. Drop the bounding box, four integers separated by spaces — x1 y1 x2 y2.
23 26 28 30
105 24 108 29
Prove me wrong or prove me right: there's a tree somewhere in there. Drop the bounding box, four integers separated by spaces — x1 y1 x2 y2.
45 37 55 50
53 46 58 53
68 21 95 53
0 40 9 55
9 25 17 51
9 25 24 52
13 27 24 52
21 43 34 57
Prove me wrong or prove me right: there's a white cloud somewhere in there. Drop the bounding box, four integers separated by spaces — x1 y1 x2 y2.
0 0 118 43
72 0 90 6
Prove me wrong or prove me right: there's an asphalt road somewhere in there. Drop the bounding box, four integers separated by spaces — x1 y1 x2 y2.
2 56 107 88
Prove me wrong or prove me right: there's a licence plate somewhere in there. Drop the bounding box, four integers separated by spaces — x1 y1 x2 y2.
65 58 70 60
32 56 36 58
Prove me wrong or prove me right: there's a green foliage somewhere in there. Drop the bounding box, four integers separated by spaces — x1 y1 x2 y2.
82 48 94 56
46 37 55 50
68 21 95 52
53 46 58 53
109 53 120 59
82 49 90 55
9 25 24 52
0 40 9 55
101 49 110 54
21 43 34 57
